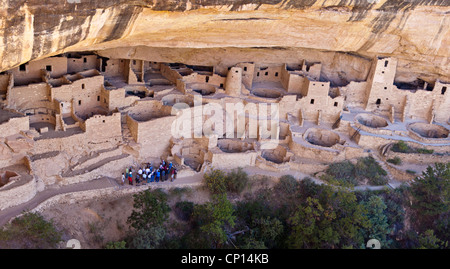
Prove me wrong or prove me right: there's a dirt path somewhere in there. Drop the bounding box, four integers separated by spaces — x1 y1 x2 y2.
0 178 116 227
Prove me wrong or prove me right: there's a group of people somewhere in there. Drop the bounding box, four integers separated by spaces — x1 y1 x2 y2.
121 160 178 186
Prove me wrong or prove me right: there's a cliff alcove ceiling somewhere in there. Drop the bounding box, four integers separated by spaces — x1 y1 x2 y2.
0 0 449 86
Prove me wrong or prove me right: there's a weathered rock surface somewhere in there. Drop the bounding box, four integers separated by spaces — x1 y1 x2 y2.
0 0 449 83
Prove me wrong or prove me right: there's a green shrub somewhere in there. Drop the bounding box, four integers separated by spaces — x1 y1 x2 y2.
368 174 389 185
105 241 127 249
320 173 358 187
226 167 249 194
274 175 300 196
417 148 434 154
355 156 387 181
326 161 355 180
203 169 227 194
387 157 402 165
392 141 413 153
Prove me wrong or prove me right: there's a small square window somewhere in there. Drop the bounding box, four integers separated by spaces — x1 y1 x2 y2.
19 64 26 71
244 67 247 71
46 65 52 72
334 102 338 107
78 100 81 106
310 99 314 104
84 58 87 63
265 72 268 76
82 84 85 89
257 72 259 77
275 72 278 77
97 96 100 101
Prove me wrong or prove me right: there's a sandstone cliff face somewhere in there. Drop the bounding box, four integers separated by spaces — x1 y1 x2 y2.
0 0 449 83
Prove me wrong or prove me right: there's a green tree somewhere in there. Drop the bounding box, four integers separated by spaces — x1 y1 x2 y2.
330 187 370 248
417 230 448 249
361 196 392 248
288 197 338 248
127 189 171 231
240 237 267 249
252 216 284 248
128 226 166 249
410 163 450 230
193 194 236 247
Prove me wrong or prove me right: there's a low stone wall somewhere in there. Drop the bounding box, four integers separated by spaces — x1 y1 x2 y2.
288 159 328 174
289 138 344 163
0 175 36 211
385 151 450 165
255 156 290 172
407 130 449 144
209 150 258 169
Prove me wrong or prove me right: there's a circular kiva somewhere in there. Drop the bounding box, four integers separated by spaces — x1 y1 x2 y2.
355 113 388 128
304 128 340 147
409 122 449 139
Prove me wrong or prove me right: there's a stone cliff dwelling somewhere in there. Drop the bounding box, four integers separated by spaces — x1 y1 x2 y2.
0 52 449 210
